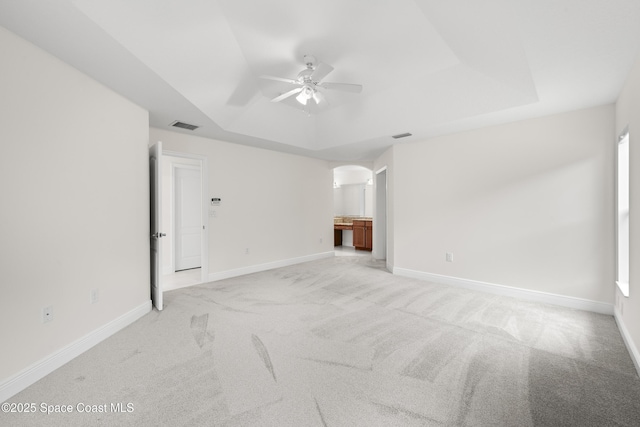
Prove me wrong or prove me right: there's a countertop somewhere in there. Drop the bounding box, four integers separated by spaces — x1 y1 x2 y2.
334 217 372 226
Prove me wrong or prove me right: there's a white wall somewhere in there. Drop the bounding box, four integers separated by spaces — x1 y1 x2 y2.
334 184 371 217
333 187 345 217
616 53 640 373
343 184 362 216
149 128 334 276
392 105 615 303
333 167 373 217
334 168 372 186
0 27 150 386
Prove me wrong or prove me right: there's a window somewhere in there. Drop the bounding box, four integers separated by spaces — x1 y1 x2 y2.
617 129 630 297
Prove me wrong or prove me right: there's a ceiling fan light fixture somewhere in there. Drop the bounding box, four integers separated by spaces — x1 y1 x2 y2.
312 90 323 104
296 91 308 105
296 85 316 105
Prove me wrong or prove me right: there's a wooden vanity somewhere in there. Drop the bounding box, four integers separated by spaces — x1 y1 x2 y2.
352 219 373 251
334 217 372 251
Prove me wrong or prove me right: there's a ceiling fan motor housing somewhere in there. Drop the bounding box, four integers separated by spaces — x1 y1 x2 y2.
303 54 316 67
297 68 314 83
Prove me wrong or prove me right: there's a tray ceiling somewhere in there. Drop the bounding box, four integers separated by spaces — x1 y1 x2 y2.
1 0 639 161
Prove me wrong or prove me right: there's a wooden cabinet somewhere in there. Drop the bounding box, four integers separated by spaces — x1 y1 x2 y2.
334 223 353 246
334 228 342 246
353 220 372 251
353 222 365 248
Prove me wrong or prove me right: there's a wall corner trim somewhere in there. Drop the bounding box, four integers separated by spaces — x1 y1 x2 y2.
614 308 640 377
208 251 335 282
392 267 614 315
386 261 394 274
0 300 152 403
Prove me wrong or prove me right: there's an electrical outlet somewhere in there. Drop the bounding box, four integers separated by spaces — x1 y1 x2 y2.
90 288 99 304
245 248 249 255
446 252 453 262
319 238 323 244
42 306 53 323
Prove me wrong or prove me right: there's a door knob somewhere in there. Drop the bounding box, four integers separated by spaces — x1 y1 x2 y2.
152 232 166 238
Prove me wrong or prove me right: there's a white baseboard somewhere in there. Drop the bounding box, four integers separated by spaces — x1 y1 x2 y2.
0 300 151 403
208 251 335 282
393 268 614 315
614 307 640 377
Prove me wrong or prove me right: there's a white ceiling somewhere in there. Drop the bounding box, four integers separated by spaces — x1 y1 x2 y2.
2 0 639 162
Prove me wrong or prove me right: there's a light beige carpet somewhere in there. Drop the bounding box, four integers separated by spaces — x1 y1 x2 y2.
2 255 639 426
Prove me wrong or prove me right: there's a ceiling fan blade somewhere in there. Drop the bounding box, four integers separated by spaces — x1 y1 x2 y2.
260 75 299 85
310 62 334 82
271 87 303 102
318 82 363 93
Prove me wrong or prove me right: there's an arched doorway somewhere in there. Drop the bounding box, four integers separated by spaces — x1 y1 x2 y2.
333 165 373 256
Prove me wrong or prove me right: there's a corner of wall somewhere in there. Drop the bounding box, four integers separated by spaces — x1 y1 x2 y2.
614 305 640 377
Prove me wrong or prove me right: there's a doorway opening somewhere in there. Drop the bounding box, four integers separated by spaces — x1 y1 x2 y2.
162 151 209 291
333 165 373 256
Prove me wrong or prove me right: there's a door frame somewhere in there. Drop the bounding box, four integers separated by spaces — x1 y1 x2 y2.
374 166 388 263
164 150 209 284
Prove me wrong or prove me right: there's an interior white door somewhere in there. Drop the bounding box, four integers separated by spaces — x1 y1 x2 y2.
149 141 164 310
174 166 202 271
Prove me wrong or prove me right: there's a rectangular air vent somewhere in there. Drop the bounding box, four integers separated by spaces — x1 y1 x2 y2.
170 120 199 131
392 132 412 139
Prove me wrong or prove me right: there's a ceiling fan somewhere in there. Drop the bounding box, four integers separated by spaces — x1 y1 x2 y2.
260 55 363 106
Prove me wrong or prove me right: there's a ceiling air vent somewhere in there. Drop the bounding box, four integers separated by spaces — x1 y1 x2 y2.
170 120 199 131
392 132 412 139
